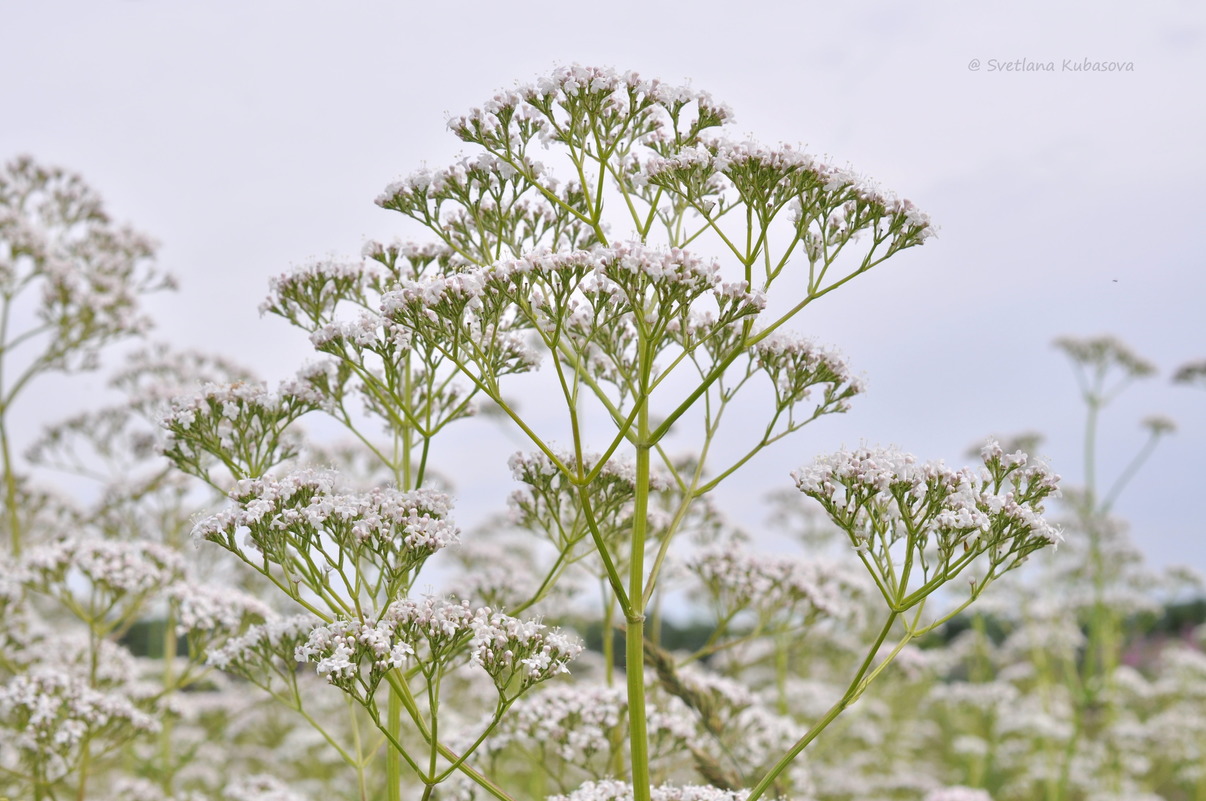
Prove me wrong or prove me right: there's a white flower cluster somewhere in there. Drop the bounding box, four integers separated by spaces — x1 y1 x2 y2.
279 358 345 406
593 242 722 295
309 311 398 351
19 537 183 596
104 776 213 801
373 242 764 394
924 787 994 801
792 443 1061 547
296 614 416 683
0 666 159 758
470 607 584 691
689 547 860 623
447 65 732 147
530 65 732 119
479 683 626 761
458 679 703 784
382 270 490 319
1173 358 1206 387
224 773 311 801
647 137 934 248
387 242 755 319
165 381 322 436
0 155 170 369
929 680 1020 714
1141 413 1177 435
169 581 274 636
376 152 545 211
712 703 808 776
547 781 748 801
193 470 457 587
260 258 375 323
439 243 763 334
206 614 319 675
160 380 319 481
2 631 139 693
646 140 822 183
379 267 541 378
753 333 863 412
791 442 1061 607
296 596 582 698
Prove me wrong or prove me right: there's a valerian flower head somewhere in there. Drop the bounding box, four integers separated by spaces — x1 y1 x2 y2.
476 683 628 763
688 547 867 629
0 155 174 373
508 448 669 537
0 665 159 773
161 379 322 482
224 774 311 801
469 607 584 694
1172 358 1206 389
206 613 319 679
753 334 863 417
924 788 994 801
261 259 377 328
1140 414 1176 435
449 66 731 157
192 470 458 604
547 781 750 801
20 538 184 600
1053 335 1156 379
296 596 581 702
648 137 935 262
793 440 1060 610
377 242 764 401
169 581 275 655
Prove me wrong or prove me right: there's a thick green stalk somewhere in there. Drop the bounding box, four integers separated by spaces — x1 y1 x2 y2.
626 398 652 801
387 370 414 801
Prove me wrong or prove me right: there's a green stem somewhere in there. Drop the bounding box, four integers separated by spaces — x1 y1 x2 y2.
775 633 789 716
1082 386 1101 509
0 294 21 556
603 595 616 687
627 393 652 801
160 610 177 792
386 690 403 801
0 412 21 555
1101 431 1161 514
746 612 900 801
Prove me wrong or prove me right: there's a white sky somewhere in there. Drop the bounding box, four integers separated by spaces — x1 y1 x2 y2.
3 1 1204 575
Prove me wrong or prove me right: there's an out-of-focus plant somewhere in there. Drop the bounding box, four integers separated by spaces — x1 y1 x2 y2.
0 155 173 556
0 157 310 801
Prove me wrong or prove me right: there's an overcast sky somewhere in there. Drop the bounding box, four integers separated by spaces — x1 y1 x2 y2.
3 1 1204 576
